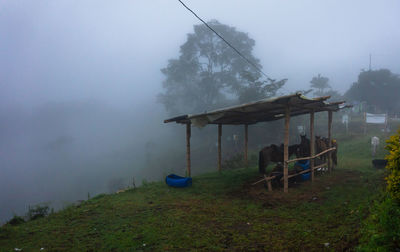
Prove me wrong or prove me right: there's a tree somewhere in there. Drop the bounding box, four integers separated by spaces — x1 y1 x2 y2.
310 74 331 96
237 71 286 104
345 69 400 114
159 20 283 115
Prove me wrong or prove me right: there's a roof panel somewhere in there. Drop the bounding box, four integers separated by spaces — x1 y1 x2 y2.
164 93 346 127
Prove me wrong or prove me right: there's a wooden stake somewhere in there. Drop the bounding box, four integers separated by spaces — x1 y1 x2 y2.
218 124 222 172
186 123 191 177
244 124 248 167
284 106 290 193
310 110 315 182
328 111 333 172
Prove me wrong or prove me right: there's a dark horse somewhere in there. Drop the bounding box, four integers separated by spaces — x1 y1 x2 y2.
258 144 300 174
298 134 310 157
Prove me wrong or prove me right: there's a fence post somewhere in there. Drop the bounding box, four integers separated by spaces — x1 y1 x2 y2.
284 106 291 193
310 110 315 182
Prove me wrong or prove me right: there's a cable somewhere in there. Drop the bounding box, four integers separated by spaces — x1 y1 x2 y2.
177 0 292 95
177 0 271 79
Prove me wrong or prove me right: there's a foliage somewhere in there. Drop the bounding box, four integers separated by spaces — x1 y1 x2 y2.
358 195 400 251
321 89 342 101
345 69 400 114
6 215 25 226
385 128 400 201
310 74 330 96
159 20 284 115
27 204 50 221
237 71 286 104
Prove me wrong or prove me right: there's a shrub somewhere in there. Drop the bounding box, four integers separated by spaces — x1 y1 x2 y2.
6 215 25 226
358 195 400 251
385 128 400 201
27 204 50 221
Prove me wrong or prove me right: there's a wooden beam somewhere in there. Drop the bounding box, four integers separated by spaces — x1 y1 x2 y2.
252 175 277 185
244 124 248 167
310 110 315 182
328 110 333 172
284 106 290 193
286 147 336 164
186 123 191 177
218 124 222 172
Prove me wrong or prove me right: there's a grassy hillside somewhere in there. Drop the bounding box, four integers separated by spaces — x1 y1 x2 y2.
0 133 388 251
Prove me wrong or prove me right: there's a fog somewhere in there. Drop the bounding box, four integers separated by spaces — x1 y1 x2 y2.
1 0 399 222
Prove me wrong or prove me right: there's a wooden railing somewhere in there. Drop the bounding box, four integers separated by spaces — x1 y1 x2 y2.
252 147 337 190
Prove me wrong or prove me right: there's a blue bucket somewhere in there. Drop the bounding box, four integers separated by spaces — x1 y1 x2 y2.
295 160 310 181
165 174 192 188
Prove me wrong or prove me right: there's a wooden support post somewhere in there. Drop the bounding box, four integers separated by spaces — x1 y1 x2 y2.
186 123 191 177
328 111 333 172
284 106 290 193
310 110 315 182
218 124 222 172
244 124 248 167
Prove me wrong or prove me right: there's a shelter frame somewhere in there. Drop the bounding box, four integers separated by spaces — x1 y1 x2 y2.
164 93 346 193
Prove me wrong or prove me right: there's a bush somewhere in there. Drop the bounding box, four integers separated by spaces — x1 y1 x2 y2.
358 195 400 251
6 215 25 226
27 204 50 221
385 128 400 201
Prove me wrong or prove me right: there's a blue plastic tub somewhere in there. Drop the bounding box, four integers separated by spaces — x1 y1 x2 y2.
295 160 310 181
165 174 192 188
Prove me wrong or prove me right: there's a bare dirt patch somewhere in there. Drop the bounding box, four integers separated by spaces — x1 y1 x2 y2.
227 169 362 207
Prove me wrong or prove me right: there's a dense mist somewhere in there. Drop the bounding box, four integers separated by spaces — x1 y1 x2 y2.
1 0 400 222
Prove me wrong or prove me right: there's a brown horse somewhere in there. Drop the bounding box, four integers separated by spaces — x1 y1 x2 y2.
315 136 338 165
315 136 328 162
258 144 300 174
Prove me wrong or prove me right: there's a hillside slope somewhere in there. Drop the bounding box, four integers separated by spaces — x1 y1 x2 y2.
0 133 387 251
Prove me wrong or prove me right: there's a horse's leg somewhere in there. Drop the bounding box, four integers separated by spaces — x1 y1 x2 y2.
258 150 265 174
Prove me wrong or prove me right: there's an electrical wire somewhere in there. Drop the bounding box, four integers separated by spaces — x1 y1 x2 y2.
177 0 291 94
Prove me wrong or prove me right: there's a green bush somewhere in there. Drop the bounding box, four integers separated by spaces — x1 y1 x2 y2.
27 204 50 220
358 195 400 251
385 128 400 201
6 215 25 226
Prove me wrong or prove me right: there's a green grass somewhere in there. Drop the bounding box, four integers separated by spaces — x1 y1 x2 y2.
0 133 389 251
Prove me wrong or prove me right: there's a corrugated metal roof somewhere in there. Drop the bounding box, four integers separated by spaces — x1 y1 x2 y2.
164 93 346 127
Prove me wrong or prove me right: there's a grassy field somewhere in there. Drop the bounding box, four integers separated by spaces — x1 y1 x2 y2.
0 132 389 251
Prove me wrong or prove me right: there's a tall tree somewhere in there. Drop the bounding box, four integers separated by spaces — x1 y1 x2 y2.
310 74 331 96
345 69 400 113
237 71 286 104
159 20 283 115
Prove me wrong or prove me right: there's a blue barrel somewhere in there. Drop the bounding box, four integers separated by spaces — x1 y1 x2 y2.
165 174 192 188
295 160 310 181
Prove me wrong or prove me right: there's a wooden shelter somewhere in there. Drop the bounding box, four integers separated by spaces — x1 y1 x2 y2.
164 93 347 193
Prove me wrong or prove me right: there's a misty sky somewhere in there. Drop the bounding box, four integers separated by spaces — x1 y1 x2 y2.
1 0 400 109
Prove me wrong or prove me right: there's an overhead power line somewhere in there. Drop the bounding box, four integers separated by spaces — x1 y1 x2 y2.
177 0 272 80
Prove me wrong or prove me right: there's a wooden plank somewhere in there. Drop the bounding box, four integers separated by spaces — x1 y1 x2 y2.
328 110 333 172
310 110 315 182
284 106 290 193
244 124 248 167
252 175 276 185
186 123 191 177
313 162 328 171
287 168 311 179
286 147 336 163
285 162 328 180
218 124 222 172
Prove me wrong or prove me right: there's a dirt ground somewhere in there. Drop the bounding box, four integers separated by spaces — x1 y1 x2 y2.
229 169 363 207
